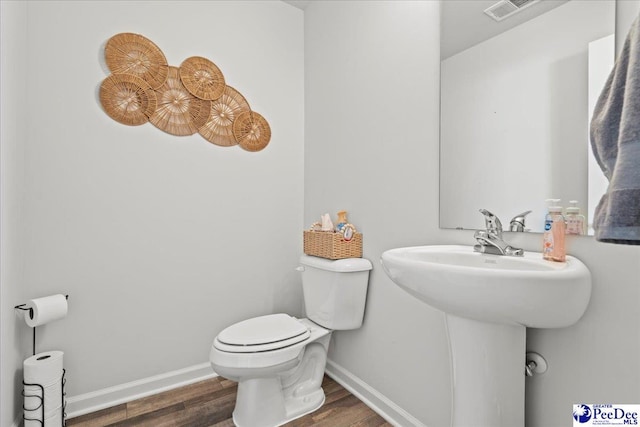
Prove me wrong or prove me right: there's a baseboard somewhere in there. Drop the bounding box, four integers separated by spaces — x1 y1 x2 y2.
65 359 424 425
325 359 427 427
65 362 217 419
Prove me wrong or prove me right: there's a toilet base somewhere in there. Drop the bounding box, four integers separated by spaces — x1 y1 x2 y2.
231 337 330 427
283 387 325 423
212 320 332 427
232 377 325 427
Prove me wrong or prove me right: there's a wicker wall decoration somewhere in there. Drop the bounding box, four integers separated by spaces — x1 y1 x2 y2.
100 74 157 126
99 32 271 152
234 111 272 152
149 66 211 136
199 86 250 147
179 56 226 101
104 33 169 89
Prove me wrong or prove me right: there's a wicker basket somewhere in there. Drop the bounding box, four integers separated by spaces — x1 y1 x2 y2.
303 231 362 260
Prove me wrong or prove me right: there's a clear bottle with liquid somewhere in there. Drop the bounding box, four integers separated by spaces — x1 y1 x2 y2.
565 200 586 236
542 199 566 262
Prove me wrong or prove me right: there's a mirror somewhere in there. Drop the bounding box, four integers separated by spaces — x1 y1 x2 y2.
439 0 615 234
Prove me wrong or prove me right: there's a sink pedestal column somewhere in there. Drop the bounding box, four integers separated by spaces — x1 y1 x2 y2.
446 314 526 427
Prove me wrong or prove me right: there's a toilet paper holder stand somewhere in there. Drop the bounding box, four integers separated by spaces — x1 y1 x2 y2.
14 295 69 356
22 368 67 426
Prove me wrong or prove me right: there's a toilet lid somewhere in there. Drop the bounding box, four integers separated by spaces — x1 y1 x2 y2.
215 314 310 353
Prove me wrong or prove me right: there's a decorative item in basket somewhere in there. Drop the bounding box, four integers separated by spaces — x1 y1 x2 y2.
304 211 362 259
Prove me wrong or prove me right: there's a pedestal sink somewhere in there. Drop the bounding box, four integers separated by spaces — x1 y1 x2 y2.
380 245 591 427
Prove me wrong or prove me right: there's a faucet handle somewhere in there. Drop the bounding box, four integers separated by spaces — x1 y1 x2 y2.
509 210 532 232
478 209 503 237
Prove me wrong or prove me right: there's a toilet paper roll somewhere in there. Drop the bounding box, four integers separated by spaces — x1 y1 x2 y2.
23 384 44 413
24 406 63 427
24 382 63 418
46 408 63 427
23 352 64 425
24 294 68 327
23 351 64 386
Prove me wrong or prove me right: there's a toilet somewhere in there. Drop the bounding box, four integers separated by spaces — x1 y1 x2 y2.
210 254 373 427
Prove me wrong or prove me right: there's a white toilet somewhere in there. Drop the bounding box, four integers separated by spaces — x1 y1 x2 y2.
210 254 373 427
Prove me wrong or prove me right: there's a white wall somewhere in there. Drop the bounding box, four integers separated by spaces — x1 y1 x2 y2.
305 2 452 425
305 1 640 427
1 1 31 426
0 0 303 422
441 1 614 232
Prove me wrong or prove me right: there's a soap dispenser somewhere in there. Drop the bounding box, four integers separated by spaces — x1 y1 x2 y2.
565 200 586 236
542 199 566 262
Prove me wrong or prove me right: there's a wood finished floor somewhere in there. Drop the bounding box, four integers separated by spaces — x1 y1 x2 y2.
66 375 392 427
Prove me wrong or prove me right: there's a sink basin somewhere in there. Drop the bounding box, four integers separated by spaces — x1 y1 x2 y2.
380 244 592 426
380 244 591 328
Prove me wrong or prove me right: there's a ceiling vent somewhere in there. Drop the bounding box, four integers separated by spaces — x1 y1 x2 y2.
484 0 541 22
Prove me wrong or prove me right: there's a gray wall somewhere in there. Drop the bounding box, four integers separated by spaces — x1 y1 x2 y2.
305 1 640 427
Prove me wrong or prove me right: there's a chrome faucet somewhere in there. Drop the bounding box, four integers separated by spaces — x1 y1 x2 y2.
474 209 524 256
509 210 532 232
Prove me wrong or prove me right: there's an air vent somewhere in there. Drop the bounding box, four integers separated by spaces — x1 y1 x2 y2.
484 0 540 22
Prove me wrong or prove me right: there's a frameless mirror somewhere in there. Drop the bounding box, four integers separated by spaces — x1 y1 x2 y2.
439 0 615 234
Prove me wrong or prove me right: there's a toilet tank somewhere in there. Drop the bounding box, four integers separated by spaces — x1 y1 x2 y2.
299 255 373 330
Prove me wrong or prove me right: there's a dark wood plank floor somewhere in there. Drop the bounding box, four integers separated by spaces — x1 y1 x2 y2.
67 375 392 427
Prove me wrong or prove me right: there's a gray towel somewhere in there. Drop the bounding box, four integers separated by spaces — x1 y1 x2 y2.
590 14 640 245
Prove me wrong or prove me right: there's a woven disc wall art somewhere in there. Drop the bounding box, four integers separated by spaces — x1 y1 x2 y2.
198 86 250 146
179 56 226 101
99 33 271 151
233 111 271 152
100 73 157 126
105 33 169 89
149 66 211 136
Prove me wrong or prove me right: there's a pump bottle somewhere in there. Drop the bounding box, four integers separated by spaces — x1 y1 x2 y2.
542 199 566 262
565 200 586 236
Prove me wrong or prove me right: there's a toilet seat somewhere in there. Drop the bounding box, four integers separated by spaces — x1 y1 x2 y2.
215 314 311 353
211 316 329 371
